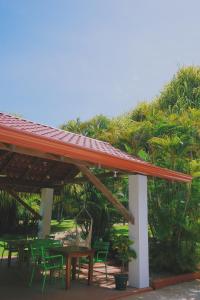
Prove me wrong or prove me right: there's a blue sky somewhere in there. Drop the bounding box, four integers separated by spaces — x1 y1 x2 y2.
0 0 200 127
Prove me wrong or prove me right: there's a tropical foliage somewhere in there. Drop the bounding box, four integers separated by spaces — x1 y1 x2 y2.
60 66 200 273
0 66 199 273
0 192 39 235
112 235 137 273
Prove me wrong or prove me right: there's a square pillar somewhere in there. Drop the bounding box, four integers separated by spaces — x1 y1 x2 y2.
38 188 54 238
128 175 149 288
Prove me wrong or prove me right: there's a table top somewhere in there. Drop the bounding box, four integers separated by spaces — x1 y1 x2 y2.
50 246 95 256
4 239 29 245
3 238 36 249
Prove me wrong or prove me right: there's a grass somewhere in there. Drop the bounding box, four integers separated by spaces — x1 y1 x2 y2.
51 220 129 236
51 219 75 233
112 224 128 236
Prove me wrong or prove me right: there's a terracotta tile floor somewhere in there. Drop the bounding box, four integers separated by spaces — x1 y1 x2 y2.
79 262 121 289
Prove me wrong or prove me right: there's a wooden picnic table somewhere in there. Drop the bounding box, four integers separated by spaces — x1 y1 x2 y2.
50 246 95 289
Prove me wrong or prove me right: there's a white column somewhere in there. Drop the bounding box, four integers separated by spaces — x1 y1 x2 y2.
128 175 149 288
38 188 54 238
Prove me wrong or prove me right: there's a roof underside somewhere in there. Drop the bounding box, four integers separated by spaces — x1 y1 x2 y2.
0 113 192 193
0 149 79 193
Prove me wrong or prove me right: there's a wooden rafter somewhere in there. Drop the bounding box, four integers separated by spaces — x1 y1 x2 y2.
41 160 58 181
77 164 134 224
0 177 55 188
0 152 14 173
0 142 92 167
6 189 42 220
18 156 38 180
63 165 80 181
65 171 125 185
42 161 79 183
0 170 123 189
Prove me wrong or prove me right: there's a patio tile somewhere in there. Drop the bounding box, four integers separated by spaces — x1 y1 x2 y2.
0 259 149 300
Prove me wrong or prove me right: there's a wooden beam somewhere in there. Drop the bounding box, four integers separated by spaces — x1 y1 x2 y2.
0 177 56 188
0 171 123 190
0 184 40 194
65 171 125 184
0 142 92 167
6 189 42 220
77 164 134 224
0 184 61 195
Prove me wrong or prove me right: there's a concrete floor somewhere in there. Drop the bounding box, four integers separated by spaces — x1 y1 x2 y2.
122 280 200 300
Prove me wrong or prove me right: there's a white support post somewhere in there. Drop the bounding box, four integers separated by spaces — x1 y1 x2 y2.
38 188 54 238
128 175 149 288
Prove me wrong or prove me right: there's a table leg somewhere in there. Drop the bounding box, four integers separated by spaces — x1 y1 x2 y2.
72 257 78 280
18 246 23 266
65 255 71 289
88 254 94 285
7 249 11 267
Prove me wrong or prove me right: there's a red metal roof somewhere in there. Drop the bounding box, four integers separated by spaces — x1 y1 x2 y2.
0 113 192 182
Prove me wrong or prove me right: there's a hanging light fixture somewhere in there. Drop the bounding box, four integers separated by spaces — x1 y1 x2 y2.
113 171 117 178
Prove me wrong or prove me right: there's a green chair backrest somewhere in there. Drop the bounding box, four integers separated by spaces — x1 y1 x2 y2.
30 244 49 267
93 241 110 252
30 243 43 263
30 239 62 260
48 240 62 248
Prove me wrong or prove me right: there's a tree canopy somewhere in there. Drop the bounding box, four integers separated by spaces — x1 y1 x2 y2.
60 66 200 273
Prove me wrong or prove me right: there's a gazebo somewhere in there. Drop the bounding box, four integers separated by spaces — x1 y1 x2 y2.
0 112 192 288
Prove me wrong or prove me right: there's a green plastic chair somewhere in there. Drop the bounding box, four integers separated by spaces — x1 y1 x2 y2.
29 240 64 292
93 241 110 279
78 241 110 280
